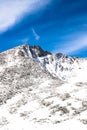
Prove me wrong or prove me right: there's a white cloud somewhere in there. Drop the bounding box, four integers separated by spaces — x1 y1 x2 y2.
32 28 40 40
53 34 87 55
64 35 87 54
0 0 51 33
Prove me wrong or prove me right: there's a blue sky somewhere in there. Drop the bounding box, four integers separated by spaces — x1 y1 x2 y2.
0 0 87 57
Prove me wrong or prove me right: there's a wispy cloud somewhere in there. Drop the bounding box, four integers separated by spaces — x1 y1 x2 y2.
53 34 87 55
32 28 40 40
0 0 51 33
64 35 87 54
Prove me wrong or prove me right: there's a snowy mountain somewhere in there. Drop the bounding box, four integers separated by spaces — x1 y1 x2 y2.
0 44 87 130
22 44 87 82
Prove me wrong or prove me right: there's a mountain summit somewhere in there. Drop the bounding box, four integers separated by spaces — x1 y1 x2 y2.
23 44 52 57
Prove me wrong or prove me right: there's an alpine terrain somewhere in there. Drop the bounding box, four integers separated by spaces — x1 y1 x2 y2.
0 44 87 130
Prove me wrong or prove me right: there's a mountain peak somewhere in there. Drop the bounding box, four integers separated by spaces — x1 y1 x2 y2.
22 44 52 58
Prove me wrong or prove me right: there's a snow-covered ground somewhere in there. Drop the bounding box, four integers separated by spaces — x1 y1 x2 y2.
0 81 87 130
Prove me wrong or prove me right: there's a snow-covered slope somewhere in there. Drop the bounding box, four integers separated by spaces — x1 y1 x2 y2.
0 44 87 130
1 81 87 130
22 44 87 82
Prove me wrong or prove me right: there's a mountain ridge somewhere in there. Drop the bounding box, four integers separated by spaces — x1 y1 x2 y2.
1 43 87 82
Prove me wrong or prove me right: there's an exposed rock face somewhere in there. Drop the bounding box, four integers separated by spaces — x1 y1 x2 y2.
23 44 52 58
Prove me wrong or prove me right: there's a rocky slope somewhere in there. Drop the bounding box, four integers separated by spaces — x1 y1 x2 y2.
0 45 61 105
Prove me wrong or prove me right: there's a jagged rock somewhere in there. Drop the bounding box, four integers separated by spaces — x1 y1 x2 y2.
23 44 52 58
